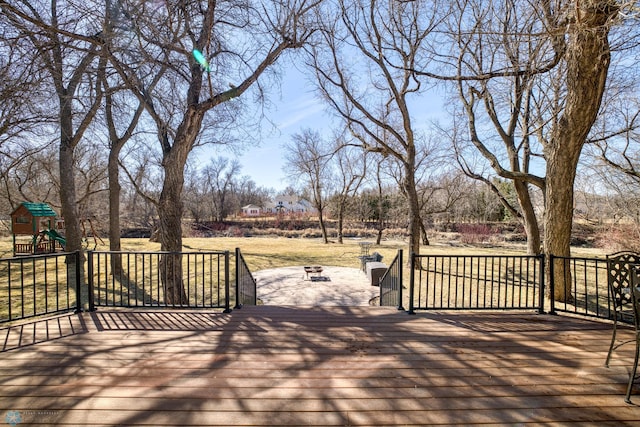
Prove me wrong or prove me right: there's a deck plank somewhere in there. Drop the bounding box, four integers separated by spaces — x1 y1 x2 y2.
1 306 640 425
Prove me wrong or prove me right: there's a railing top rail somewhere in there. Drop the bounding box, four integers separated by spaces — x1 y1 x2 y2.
380 251 400 281
551 255 606 261
412 253 543 259
88 250 229 256
0 251 80 262
236 250 256 279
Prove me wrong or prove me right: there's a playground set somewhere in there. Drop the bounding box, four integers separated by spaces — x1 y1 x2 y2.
10 202 104 255
10 202 106 256
10 202 66 256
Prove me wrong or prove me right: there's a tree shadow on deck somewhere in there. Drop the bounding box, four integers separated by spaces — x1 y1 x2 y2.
0 313 89 352
102 307 640 424
2 307 639 425
88 309 257 332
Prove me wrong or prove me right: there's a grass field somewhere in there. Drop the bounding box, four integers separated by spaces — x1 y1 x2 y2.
0 235 608 271
182 237 406 271
172 237 607 271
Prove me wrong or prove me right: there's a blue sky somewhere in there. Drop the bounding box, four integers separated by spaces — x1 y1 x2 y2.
223 63 450 193
237 71 330 191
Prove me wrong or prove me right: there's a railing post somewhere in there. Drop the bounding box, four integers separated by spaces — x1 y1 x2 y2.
548 254 556 315
223 251 232 313
74 251 82 314
397 249 404 311
537 254 545 314
87 250 95 311
234 247 241 309
408 251 415 315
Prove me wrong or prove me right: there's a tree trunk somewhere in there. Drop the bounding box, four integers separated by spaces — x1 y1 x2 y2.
59 112 88 308
545 146 581 301
318 208 329 244
159 153 187 255
420 221 431 246
59 142 82 255
58 100 83 257
337 201 345 244
514 181 541 255
108 149 122 274
404 161 422 258
375 163 385 245
158 251 188 306
157 112 203 305
158 148 189 305
544 1 614 302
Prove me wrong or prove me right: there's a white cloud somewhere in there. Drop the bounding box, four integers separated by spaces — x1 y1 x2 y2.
276 96 326 131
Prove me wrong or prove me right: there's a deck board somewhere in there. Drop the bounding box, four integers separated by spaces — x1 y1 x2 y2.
1 306 640 425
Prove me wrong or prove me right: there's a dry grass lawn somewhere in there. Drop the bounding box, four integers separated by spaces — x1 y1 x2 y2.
0 235 607 269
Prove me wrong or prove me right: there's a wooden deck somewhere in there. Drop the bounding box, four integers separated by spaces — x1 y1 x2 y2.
2 306 640 426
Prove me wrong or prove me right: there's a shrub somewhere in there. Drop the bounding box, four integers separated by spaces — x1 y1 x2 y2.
594 224 640 253
456 223 495 245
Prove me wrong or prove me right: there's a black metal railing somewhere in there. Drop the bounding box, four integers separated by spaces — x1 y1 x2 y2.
409 254 545 314
1 247 623 325
235 247 256 308
548 255 611 319
88 251 231 311
0 251 81 323
379 249 403 310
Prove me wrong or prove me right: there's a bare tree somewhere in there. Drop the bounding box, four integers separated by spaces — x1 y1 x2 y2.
1 1 106 260
98 10 148 269
421 0 630 301
0 13 50 151
539 1 628 301
0 2 55 180
185 160 266 224
2 144 60 207
584 96 640 249
448 0 544 254
201 157 242 222
417 171 467 240
330 137 367 243
285 128 333 243
590 98 640 182
184 165 209 224
119 147 161 233
104 0 319 303
235 176 271 209
371 159 397 245
447 179 511 223
74 143 109 223
309 0 446 256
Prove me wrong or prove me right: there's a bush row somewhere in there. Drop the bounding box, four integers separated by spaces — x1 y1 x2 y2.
123 219 636 251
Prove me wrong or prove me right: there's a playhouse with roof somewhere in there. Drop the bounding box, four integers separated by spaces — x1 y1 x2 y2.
10 202 66 255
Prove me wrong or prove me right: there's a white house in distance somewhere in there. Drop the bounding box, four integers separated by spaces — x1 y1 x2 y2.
241 204 262 216
241 195 316 217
